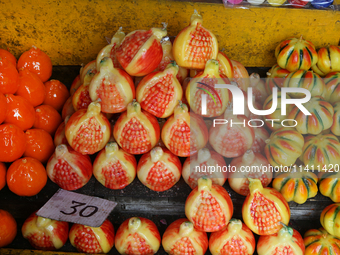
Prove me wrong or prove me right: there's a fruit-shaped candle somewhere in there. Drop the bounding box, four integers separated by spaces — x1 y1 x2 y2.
161 102 208 157
262 92 293 131
7 157 47 197
209 219 255 255
113 100 160 155
116 26 167 76
311 0 333 9
72 84 92 112
283 70 325 98
96 27 125 69
54 117 69 147
155 36 173 72
70 75 81 96
186 59 230 117
162 218 208 255
319 171 340 202
287 92 334 135
136 62 183 118
323 72 340 104
320 203 340 238
300 134 340 171
17 46 52 83
0 57 19 94
33 104 63 136
229 150 272 196
115 217 161 255
230 60 250 92
137 146 181 191
173 10 218 70
209 106 255 158
4 94 35 131
89 58 135 114
93 142 136 190
185 178 233 232
312 46 340 76
247 0 265 5
216 51 234 78
80 60 97 84
65 101 111 155
331 102 340 136
182 148 227 189
0 123 27 162
289 0 310 8
22 212 69 251
69 219 115 254
273 169 318 204
46 144 92 191
0 92 7 124
181 77 190 105
249 73 268 104
257 224 305 255
242 92 263 121
189 69 200 78
0 209 17 248
61 97 75 120
304 228 340 255
43 79 70 112
265 64 290 94
72 67 96 111
275 36 318 72
250 126 270 155
227 0 244 4
242 178 290 235
16 68 46 107
154 37 189 84
265 127 304 167
0 48 16 66
24 128 55 164
0 163 6 191
267 0 287 6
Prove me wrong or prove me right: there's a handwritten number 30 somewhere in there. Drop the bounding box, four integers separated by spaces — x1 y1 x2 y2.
60 201 99 218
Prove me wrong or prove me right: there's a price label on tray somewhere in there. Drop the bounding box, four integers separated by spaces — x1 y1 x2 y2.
37 189 117 227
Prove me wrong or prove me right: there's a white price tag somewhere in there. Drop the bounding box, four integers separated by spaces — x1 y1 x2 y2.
37 189 117 227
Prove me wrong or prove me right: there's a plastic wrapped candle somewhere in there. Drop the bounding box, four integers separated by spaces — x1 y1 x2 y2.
247 0 265 5
227 0 244 4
